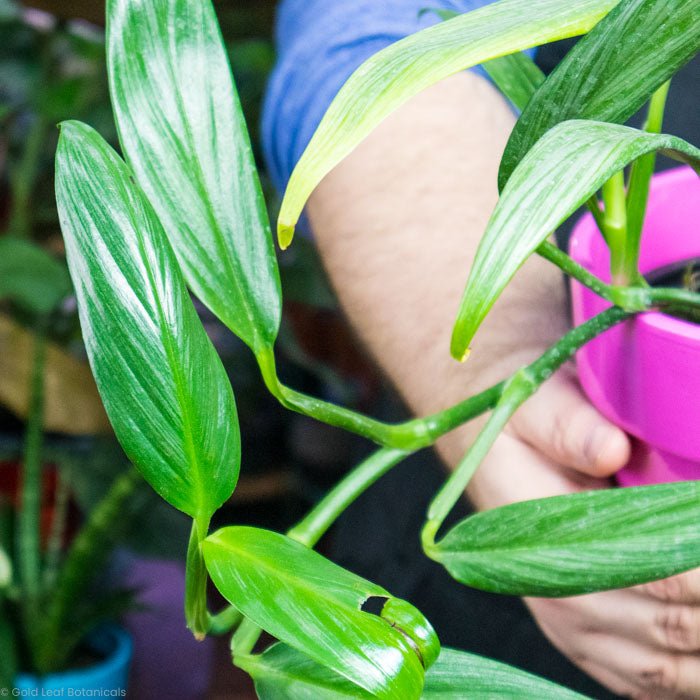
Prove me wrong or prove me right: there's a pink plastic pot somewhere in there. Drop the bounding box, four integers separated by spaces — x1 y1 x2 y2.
569 166 700 487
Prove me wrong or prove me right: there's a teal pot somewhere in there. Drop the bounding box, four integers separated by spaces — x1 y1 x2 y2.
14 626 132 695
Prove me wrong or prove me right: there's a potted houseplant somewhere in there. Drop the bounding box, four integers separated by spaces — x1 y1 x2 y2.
53 0 700 698
570 165 700 486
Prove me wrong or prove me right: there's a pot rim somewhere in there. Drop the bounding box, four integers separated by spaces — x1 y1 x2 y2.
14 624 132 690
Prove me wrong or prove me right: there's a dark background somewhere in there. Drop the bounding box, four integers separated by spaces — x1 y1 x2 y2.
1 3 698 698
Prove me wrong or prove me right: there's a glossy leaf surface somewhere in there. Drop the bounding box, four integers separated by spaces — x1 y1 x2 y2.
107 0 281 354
278 0 619 247
499 0 700 189
55 121 240 522
433 482 700 597
203 526 436 699
451 121 700 359
482 51 545 113
427 8 545 112
0 237 71 315
241 643 588 699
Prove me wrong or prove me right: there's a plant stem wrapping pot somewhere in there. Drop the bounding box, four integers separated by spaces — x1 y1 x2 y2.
14 626 132 694
570 166 700 486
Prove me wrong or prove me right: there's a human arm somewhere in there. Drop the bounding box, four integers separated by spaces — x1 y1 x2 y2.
302 71 700 699
263 1 700 696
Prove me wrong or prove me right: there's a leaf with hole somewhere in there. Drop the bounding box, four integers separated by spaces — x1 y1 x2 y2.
55 120 240 523
277 0 620 247
499 0 700 190
451 121 700 359
107 0 281 354
431 482 700 597
203 526 439 699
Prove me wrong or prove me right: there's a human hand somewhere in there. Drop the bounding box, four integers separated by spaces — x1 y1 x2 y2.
464 364 700 699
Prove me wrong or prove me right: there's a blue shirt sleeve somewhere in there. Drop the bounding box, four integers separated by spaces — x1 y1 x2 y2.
261 0 506 195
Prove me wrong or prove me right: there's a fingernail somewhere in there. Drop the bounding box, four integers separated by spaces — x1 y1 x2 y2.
584 425 629 472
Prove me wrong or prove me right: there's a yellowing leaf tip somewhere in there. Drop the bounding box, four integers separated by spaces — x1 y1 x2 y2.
277 222 295 250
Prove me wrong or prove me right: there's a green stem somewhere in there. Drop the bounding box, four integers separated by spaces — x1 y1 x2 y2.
537 241 613 301
17 321 47 623
423 305 632 548
41 469 70 593
624 80 671 283
185 517 212 640
602 170 628 284
257 344 503 450
232 309 632 662
6 116 46 239
37 466 142 674
288 447 412 548
424 370 535 542
585 195 607 240
231 617 262 658
231 447 413 661
209 605 242 636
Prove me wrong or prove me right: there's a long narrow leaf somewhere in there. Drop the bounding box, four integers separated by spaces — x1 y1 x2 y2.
55 121 240 522
483 52 545 113
428 8 545 112
499 0 700 189
451 121 700 359
107 0 281 354
278 0 619 247
433 482 700 597
203 526 438 699
240 643 589 699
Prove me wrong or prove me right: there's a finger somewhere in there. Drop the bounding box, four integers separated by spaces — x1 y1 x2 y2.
468 431 608 510
509 365 631 477
574 634 700 700
635 569 700 606
532 588 700 654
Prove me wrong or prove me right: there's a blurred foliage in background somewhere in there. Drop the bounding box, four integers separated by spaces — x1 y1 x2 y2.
0 0 369 537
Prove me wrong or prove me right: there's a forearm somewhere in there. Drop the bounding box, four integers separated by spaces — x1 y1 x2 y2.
306 71 568 474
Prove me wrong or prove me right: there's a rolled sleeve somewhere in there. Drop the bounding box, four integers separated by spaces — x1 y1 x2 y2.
261 0 504 194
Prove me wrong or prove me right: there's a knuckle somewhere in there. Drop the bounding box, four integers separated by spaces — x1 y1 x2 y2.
654 604 700 652
637 656 680 694
645 575 686 603
552 410 576 460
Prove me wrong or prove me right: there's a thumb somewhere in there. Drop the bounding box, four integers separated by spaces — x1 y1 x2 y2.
509 365 631 477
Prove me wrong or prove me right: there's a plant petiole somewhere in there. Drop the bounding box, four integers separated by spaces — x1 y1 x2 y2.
602 170 628 284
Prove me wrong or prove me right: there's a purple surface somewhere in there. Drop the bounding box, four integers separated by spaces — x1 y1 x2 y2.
120 553 214 699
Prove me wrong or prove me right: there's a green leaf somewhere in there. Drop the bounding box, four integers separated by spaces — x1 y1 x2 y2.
432 482 700 597
240 643 588 699
107 0 281 355
0 237 71 315
482 52 545 113
203 526 438 699
425 8 545 112
238 643 373 699
0 601 16 693
0 546 10 589
498 0 700 190
277 0 620 247
55 120 240 523
422 647 589 699
450 121 700 359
